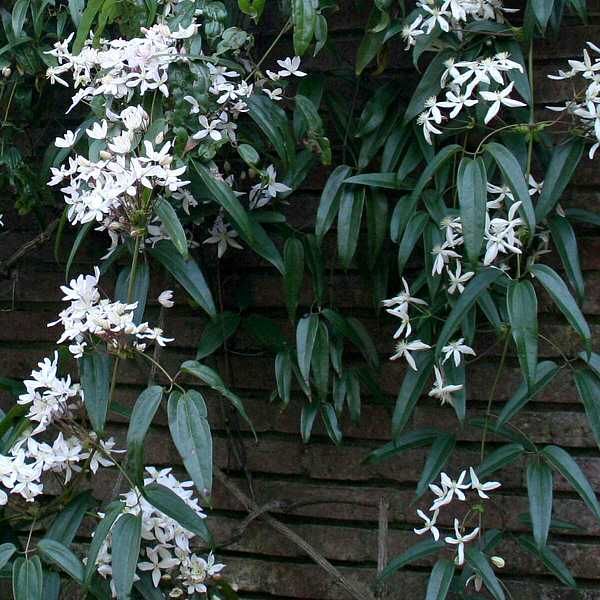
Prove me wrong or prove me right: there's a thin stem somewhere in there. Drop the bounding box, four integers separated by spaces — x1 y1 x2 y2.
137 350 185 392
246 19 292 81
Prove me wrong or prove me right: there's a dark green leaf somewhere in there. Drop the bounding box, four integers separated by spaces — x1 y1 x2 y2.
11 0 29 37
84 501 123 583
364 428 439 464
275 350 292 406
315 166 352 242
416 433 455 498
355 8 387 75
111 513 142 600
12 556 43 600
345 172 409 189
526 460 553 548
0 544 16 570
379 538 443 582
397 212 428 276
457 157 487 262
408 144 461 205
477 443 525 479
154 198 188 258
196 312 241 360
291 0 316 55
80 351 112 434
296 314 319 384
45 491 95 545
72 0 104 53
465 547 505 600
574 369 600 450
548 216 585 302
425 559 455 600
517 535 576 587
38 539 84 583
283 238 304 321
300 401 319 442
337 186 365 269
531 0 555 29
312 321 330 401
115 261 150 325
321 403 342 444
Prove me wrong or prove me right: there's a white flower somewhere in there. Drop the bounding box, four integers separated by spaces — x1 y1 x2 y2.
382 277 428 314
441 338 476 366
86 120 108 140
446 262 474 294
55 129 79 148
431 243 461 275
414 509 440 541
203 215 243 258
428 366 463 407
468 467 501 499
480 81 526 124
138 545 180 587
389 339 431 370
491 555 505 568
158 290 175 308
277 56 306 77
528 174 544 196
421 3 451 34
445 518 480 565
263 87 283 101
192 115 223 141
184 95 200 114
431 470 470 510
402 15 424 50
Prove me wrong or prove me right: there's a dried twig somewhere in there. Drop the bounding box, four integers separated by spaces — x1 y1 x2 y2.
214 466 376 600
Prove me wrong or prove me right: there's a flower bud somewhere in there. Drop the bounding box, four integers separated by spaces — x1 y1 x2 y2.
99 150 111 160
2 66 11 78
491 556 505 568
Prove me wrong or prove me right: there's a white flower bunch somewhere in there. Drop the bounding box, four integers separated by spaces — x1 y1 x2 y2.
415 468 501 565
418 53 526 143
48 267 173 357
548 42 600 158
96 467 224 597
402 0 517 49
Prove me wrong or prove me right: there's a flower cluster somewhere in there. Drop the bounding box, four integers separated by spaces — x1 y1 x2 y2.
49 267 173 357
415 468 501 566
95 467 224 597
549 43 600 158
417 53 526 143
402 0 516 50
0 353 120 505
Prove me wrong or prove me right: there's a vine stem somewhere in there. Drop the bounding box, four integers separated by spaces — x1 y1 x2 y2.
246 19 292 81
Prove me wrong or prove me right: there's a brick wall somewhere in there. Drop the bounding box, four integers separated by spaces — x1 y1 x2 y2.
1 3 600 598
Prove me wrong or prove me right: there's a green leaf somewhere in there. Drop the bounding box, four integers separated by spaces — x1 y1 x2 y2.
517 535 577 587
111 513 142 600
574 369 600 450
149 240 216 317
507 280 538 388
115 261 150 324
0 544 16 570
457 157 487 262
365 190 388 268
12 556 43 600
275 350 292 406
144 482 213 544
296 314 319 384
379 538 443 582
72 0 104 53
477 443 525 479
580 351 600 379
541 445 600 520
312 322 330 401
181 361 254 434
548 216 585 302
465 547 505 600
84 501 123 583
531 0 555 29
154 198 188 258
238 143 260 165
168 390 212 497
45 491 95 545
315 166 352 242
321 403 342 444
436 269 505 359
283 238 304 321
536 139 584 220
497 361 559 426
300 401 318 442
392 351 435 437
196 312 241 360
425 559 455 600
526 460 553 548
416 433 455 499
38 539 84 583
237 0 265 20
337 186 365 269
355 7 387 75
192 162 254 243
408 144 461 205
397 212 428 276
364 428 439 464
80 351 112 434
291 0 316 55
530 264 591 350
345 172 410 190
11 0 30 37
485 142 535 234
127 386 163 484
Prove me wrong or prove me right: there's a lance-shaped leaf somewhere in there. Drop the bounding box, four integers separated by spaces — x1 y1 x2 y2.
531 0 555 29
196 312 241 360
12 556 43 600
477 443 525 479
392 351 435 437
84 501 124 583
465 547 505 600
457 157 487 262
321 403 342 445
531 264 591 351
485 142 535 234
38 539 84 583
345 172 411 189
315 166 351 241
425 559 455 600
408 144 461 204
436 269 506 358
300 401 319 442
337 185 365 269
364 428 439 464
296 314 319 384
283 238 304 321
311 321 330 401
536 138 584 220
115 262 150 324
127 386 163 484
149 240 216 317
355 7 388 75
507 279 538 388
154 198 188 258
143 483 212 544
45 490 95 545
497 361 559 426
397 211 428 276
517 535 577 588
526 460 553 548
548 216 585 303
379 538 443 582
180 361 254 434
574 369 600 450
80 351 112 434
275 350 292 406
168 390 212 497
541 445 600 520
0 543 16 571
416 433 455 499
111 513 142 600
291 0 316 55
